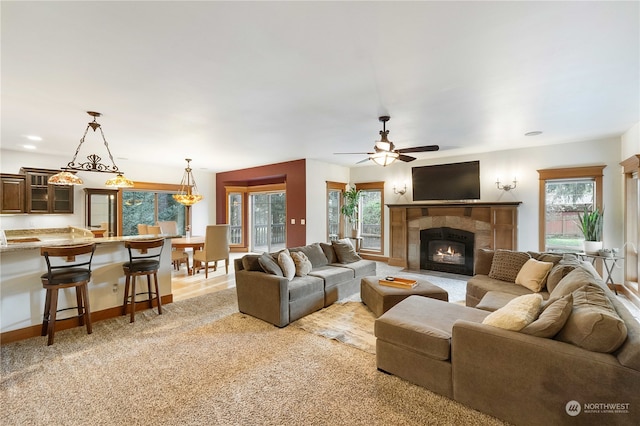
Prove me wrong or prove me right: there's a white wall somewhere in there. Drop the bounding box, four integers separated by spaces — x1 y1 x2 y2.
350 136 624 268
621 122 640 160
0 149 214 233
305 159 350 243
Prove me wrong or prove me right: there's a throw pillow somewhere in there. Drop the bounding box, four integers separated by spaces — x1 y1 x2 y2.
545 263 579 294
241 254 264 272
474 248 495 275
482 294 543 331
549 267 600 299
258 253 283 277
332 240 362 264
520 293 573 338
488 250 531 282
290 243 328 268
291 251 312 277
556 284 628 353
515 258 554 292
320 242 337 264
277 250 296 281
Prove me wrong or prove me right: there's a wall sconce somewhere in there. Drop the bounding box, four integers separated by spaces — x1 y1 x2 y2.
393 184 407 195
496 178 517 191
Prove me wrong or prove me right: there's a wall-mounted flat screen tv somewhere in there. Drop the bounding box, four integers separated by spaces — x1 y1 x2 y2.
412 160 480 201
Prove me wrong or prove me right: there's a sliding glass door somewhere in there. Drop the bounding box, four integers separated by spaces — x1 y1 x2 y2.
250 192 286 253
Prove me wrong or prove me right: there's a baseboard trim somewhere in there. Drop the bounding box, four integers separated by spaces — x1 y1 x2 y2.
1 294 174 345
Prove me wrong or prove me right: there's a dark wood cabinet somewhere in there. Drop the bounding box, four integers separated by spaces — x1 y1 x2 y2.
20 168 74 214
0 173 26 213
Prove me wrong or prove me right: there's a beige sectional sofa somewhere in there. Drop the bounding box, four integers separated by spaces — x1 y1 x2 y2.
235 241 376 327
375 249 640 425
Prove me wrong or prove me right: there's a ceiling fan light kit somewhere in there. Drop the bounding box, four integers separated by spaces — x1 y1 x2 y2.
335 115 439 166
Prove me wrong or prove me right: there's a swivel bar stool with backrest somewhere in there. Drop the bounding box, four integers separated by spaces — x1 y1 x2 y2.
122 238 165 323
40 243 96 346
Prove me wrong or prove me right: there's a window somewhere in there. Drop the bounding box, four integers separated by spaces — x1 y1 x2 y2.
119 182 186 236
538 166 605 252
226 187 245 246
326 181 345 241
356 182 384 254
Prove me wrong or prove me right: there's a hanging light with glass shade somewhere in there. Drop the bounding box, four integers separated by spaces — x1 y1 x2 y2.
173 158 203 206
48 111 133 187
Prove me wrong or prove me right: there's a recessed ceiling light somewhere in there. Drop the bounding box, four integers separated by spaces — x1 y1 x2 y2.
25 135 43 141
23 144 37 150
525 131 543 136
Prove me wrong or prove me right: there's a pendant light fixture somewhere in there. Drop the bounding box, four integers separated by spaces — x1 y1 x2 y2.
48 111 133 187
173 158 203 206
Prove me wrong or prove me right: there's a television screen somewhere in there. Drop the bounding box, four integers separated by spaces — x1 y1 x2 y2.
412 161 480 201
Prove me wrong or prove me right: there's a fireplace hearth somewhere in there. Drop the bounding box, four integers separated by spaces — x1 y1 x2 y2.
420 227 474 275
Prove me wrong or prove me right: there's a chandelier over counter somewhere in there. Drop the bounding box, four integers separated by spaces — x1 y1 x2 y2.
48 111 133 187
173 158 203 206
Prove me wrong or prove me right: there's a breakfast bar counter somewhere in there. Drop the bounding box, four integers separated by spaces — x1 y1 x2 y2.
0 227 177 340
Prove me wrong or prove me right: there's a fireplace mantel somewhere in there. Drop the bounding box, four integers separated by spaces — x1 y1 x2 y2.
387 202 521 268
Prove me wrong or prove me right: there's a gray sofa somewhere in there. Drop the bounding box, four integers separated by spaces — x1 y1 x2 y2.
375 249 640 425
235 242 376 327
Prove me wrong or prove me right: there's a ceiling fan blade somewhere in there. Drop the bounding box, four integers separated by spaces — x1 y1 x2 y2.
356 158 371 164
398 154 416 162
397 145 439 154
334 152 374 155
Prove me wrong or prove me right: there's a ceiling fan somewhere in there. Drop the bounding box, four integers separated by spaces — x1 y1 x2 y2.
335 116 439 166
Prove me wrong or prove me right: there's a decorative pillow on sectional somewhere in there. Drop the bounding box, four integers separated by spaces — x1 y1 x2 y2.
332 239 362 264
488 250 531 282
277 250 296 281
549 267 600 299
242 254 264 272
556 284 628 353
258 253 283 276
520 293 573 338
482 294 543 331
474 248 495 275
290 243 328 268
290 251 312 277
546 263 579 294
320 242 337 264
515 258 554 292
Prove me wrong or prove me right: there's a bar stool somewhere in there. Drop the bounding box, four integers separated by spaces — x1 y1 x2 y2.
40 243 96 346
122 238 165 323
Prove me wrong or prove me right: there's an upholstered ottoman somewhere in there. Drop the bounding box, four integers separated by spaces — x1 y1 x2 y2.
361 276 449 317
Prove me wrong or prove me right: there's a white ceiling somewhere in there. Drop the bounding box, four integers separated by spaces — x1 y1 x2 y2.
2 1 638 173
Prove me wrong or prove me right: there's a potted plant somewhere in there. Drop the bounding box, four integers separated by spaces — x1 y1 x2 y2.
340 186 362 238
577 206 604 254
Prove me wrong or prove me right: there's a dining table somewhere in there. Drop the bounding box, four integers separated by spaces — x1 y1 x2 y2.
171 236 205 275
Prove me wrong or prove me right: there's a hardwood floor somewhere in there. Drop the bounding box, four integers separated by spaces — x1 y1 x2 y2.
171 252 243 302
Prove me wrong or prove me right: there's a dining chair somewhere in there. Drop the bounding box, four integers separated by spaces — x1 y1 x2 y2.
147 225 162 235
157 221 179 235
40 243 96 345
137 224 148 235
193 224 230 278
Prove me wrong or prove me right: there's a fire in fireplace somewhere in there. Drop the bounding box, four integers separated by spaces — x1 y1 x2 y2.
420 227 475 275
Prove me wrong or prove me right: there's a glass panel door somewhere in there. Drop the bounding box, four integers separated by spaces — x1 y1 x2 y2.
328 189 341 241
228 192 243 245
250 192 286 253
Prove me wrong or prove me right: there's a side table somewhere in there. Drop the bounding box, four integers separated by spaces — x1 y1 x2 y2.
579 253 624 294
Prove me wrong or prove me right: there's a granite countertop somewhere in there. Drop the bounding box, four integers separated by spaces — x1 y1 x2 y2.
1 227 180 253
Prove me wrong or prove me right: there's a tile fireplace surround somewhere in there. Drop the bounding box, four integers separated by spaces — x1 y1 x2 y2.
387 202 521 269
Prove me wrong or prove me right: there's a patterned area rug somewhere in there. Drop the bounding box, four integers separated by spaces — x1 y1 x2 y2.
291 295 377 354
291 272 469 354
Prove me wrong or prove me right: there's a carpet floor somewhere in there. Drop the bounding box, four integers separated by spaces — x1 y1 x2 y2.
1 287 506 425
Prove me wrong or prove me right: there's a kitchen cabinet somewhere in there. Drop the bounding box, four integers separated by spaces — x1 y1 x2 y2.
20 168 74 214
0 173 26 213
